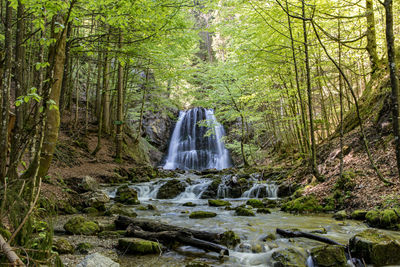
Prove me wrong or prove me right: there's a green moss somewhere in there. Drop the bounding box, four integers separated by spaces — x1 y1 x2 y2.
118 238 161 254
271 248 307 267
183 202 196 207
76 242 93 254
335 171 356 191
311 245 347 267
366 210 381 226
234 207 255 216
351 210 368 220
257 208 271 214
246 199 264 208
115 185 140 205
64 216 100 235
281 195 322 213
208 199 231 207
0 226 11 241
220 230 241 249
366 209 400 229
189 211 217 219
83 207 99 215
333 210 347 220
53 238 74 254
263 199 278 208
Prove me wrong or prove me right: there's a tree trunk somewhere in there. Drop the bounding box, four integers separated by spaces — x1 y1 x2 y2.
116 31 124 160
102 37 111 134
366 0 380 72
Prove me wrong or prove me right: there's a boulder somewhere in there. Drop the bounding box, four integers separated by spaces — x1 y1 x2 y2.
220 230 241 249
105 203 137 218
81 176 99 192
156 179 186 199
281 195 322 213
234 207 255 216
271 248 307 267
349 229 400 266
82 191 110 211
277 182 298 197
333 210 347 220
183 202 196 207
189 211 217 219
115 185 140 205
256 208 271 214
53 238 74 254
263 198 278 208
310 245 347 267
200 178 221 199
76 252 119 267
351 210 368 220
118 238 161 254
365 209 400 229
208 199 231 207
64 216 100 235
76 242 93 254
246 199 264 208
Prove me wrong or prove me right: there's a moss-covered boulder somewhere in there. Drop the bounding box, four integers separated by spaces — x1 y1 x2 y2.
220 230 241 249
82 191 110 211
80 176 99 192
271 248 307 267
83 207 99 215
76 242 93 254
349 229 400 266
333 210 347 220
53 238 74 254
365 210 380 226
106 203 137 218
235 207 255 216
156 179 186 199
246 199 264 208
115 185 140 205
189 211 217 219
118 238 161 254
310 245 347 267
64 216 100 235
183 202 196 207
263 198 278 208
257 208 271 214
365 209 400 229
281 195 322 213
351 210 368 220
208 199 231 207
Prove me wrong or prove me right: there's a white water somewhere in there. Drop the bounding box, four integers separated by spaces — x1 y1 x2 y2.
242 183 278 199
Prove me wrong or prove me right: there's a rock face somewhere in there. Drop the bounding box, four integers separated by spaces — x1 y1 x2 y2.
115 185 140 205
310 245 347 267
64 216 100 235
349 229 400 266
143 110 177 152
118 238 161 254
76 252 119 267
156 179 186 199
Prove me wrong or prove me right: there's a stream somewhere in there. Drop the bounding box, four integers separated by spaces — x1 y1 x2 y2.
103 172 400 267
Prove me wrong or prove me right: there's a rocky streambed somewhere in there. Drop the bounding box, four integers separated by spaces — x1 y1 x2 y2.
53 171 400 267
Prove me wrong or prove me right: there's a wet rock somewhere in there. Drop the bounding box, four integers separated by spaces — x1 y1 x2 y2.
310 245 347 267
156 179 186 199
351 210 368 220
220 230 241 249
76 242 93 254
81 176 99 192
208 199 231 207
200 178 221 199
118 238 161 254
64 216 100 235
263 198 278 208
246 199 264 208
349 229 400 266
53 238 74 254
333 210 347 220
82 191 110 211
183 202 196 207
234 207 255 216
105 203 137 218
277 181 298 198
260 233 276 241
76 252 119 267
271 247 307 267
189 211 217 219
83 207 99 215
365 209 400 229
256 208 271 214
115 185 140 205
281 195 322 213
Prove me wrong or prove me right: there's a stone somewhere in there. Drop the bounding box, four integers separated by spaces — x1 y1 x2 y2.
208 199 231 207
64 216 100 235
281 195 322 213
333 210 347 220
189 211 217 219
257 208 271 214
351 210 368 220
271 248 307 267
263 198 278 208
83 207 99 215
98 230 125 238
311 245 347 267
365 209 400 229
106 203 137 218
234 207 255 216
76 252 119 267
76 242 93 254
115 185 140 205
220 230 241 249
246 199 265 208
349 229 400 266
156 179 186 199
183 202 196 207
118 238 161 254
365 210 380 226
81 176 99 192
82 191 110 211
53 238 74 254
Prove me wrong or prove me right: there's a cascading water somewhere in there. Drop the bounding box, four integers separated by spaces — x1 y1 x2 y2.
163 107 232 170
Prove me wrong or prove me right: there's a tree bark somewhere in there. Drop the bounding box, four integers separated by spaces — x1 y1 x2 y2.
116 31 124 160
0 235 24 266
366 0 380 72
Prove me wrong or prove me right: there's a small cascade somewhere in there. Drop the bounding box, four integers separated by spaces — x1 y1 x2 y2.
217 175 233 198
242 183 278 199
131 181 167 200
163 107 232 170
174 179 213 202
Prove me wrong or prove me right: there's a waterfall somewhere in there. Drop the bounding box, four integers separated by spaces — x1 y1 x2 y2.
163 107 232 170
242 183 278 199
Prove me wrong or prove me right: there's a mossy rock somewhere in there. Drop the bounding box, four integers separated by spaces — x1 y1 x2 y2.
189 211 217 219
200 178 221 199
220 230 241 249
82 191 110 211
106 203 137 218
64 216 100 235
115 185 140 205
257 208 271 214
349 229 400 265
246 199 264 208
59 201 79 214
83 207 99 215
156 179 186 199
333 210 347 220
80 176 99 191
183 202 196 207
136 205 148 211
208 199 231 207
53 238 74 254
98 230 124 238
263 198 278 208
309 228 327 234
271 248 307 267
366 209 400 229
235 207 255 216
118 238 161 254
311 245 347 267
351 210 368 220
76 242 93 254
281 195 322 213
365 210 381 226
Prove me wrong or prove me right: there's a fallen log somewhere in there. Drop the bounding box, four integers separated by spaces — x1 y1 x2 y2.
276 228 344 246
115 216 220 243
126 225 229 256
0 235 25 266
